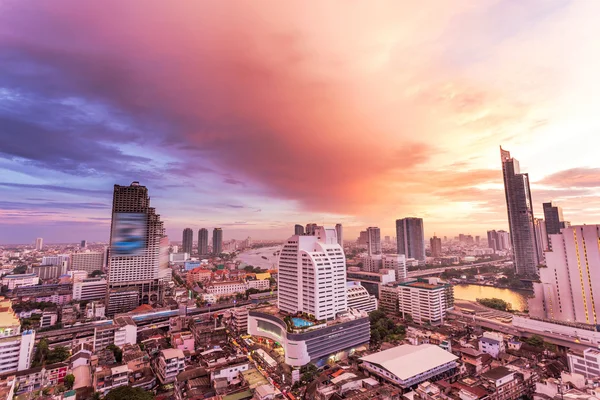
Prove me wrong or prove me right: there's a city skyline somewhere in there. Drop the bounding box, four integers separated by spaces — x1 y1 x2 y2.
3 1 600 243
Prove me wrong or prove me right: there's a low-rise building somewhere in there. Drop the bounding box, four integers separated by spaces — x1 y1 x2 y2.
568 348 600 379
39 311 58 329
346 281 378 312
186 267 212 286
94 364 130 396
172 331 195 354
155 348 186 384
347 268 396 298
360 344 458 390
73 278 107 301
479 332 506 359
231 307 249 333
205 281 248 298
1 274 39 290
71 251 105 273
247 279 270 291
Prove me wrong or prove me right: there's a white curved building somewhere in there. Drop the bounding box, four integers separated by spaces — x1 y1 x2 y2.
346 282 378 312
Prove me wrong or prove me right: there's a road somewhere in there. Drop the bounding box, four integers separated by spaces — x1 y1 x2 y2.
407 259 508 278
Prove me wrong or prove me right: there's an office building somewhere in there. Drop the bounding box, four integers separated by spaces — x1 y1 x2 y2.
198 228 209 255
71 251 105 274
335 223 343 247
529 225 600 324
0 297 35 374
35 238 43 251
278 226 347 320
305 223 318 236
568 348 600 379
182 228 193 255
360 254 406 280
533 218 548 264
359 344 458 389
106 182 165 316
73 278 108 301
41 254 70 266
487 230 511 252
500 147 539 275
294 224 304 236
1 274 39 290
358 230 368 245
346 282 378 312
430 236 442 257
380 278 454 326
396 218 426 262
32 264 67 280
366 227 381 256
212 228 223 255
487 230 498 251
347 268 396 298
80 240 87 248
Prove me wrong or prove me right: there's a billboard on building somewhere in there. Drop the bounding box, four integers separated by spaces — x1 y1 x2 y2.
111 213 147 256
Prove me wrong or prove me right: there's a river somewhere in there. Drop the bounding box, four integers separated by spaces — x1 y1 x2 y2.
453 284 532 311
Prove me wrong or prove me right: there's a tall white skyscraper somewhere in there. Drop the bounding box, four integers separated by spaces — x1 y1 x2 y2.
278 226 347 320
335 223 343 247
366 227 381 256
35 238 43 251
107 182 165 316
530 225 600 324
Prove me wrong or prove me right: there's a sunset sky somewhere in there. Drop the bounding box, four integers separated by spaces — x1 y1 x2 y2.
2 0 600 244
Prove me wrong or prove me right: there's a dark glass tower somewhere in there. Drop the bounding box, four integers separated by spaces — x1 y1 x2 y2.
182 228 193 255
395 217 425 262
198 228 209 255
501 147 539 275
212 228 223 255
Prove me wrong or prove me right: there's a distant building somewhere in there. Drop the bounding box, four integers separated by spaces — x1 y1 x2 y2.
198 228 209 255
380 278 454 326
35 238 43 251
80 240 87 248
335 223 343 247
487 230 511 252
32 264 67 280
212 228 223 255
359 344 458 389
430 236 442 258
500 147 539 275
182 228 193 255
347 268 396 298
305 223 318 236
360 254 406 280
346 281 378 312
2 274 39 290
358 230 368 246
41 254 70 266
71 251 105 274
294 224 304 236
543 202 565 249
73 278 107 301
533 218 548 264
366 227 381 256
530 225 600 324
396 218 426 262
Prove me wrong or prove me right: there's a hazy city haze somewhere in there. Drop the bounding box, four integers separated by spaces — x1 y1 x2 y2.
2 0 600 243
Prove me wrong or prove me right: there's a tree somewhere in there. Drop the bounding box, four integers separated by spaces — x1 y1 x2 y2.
477 298 510 312
12 265 27 274
46 346 70 363
105 386 154 400
107 344 123 363
90 270 104 277
526 335 545 348
64 374 75 390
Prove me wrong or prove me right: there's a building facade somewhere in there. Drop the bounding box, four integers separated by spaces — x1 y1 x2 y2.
568 348 600 379
366 227 381 256
71 251 105 273
198 228 209 256
73 278 108 301
430 236 442 258
501 147 539 275
543 201 565 241
346 282 378 312
396 218 426 262
335 223 343 247
212 228 223 255
106 182 165 316
277 227 347 321
294 224 304 236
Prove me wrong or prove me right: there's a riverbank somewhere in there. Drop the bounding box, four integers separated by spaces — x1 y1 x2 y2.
454 281 533 293
453 284 531 311
236 246 280 270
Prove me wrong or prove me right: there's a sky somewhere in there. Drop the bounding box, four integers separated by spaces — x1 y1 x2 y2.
2 0 600 244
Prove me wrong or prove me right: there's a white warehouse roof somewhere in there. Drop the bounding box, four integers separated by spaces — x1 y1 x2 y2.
360 344 458 380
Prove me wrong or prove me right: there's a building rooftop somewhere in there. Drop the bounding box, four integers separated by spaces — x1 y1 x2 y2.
161 348 185 360
481 366 513 381
360 344 458 380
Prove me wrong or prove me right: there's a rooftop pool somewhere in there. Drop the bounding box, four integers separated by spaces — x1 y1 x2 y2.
291 317 314 328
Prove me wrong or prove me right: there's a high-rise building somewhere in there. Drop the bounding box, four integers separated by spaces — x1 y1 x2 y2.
366 227 381 256
71 251 105 273
212 228 223 255
294 224 305 236
358 231 368 246
335 223 343 247
530 225 600 324
384 236 391 244
475 236 480 245
487 230 498 251
533 218 548 264
430 236 442 258
543 202 565 249
500 147 539 275
278 226 347 320
396 218 426 262
0 297 35 374
35 238 43 251
198 228 209 255
80 240 87 248
182 228 193 255
497 230 510 251
106 182 165 316
305 223 318 236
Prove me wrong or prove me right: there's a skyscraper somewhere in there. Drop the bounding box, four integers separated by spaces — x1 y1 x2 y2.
212 228 223 255
500 147 539 275
35 238 43 251
487 230 498 251
294 224 305 236
396 218 425 262
358 230 368 246
305 223 318 236
182 228 193 255
107 182 164 316
430 236 442 257
529 225 600 324
80 240 87 248
198 228 209 255
335 223 343 247
543 202 565 249
278 226 346 320
366 227 381 256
